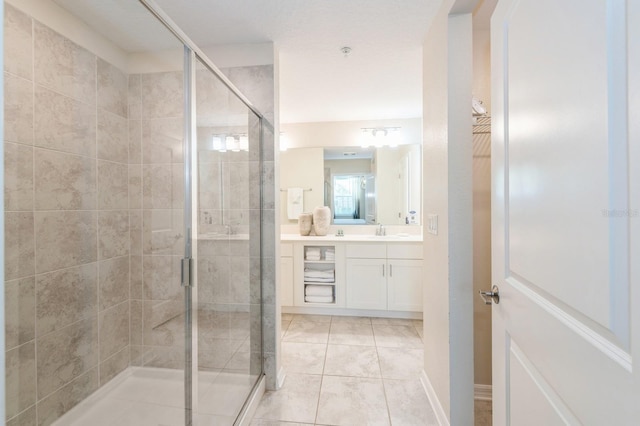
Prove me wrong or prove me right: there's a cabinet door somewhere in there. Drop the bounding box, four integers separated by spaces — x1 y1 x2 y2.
346 258 387 310
280 256 294 306
387 259 422 312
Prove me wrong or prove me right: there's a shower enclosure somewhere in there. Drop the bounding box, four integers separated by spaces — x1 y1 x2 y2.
4 1 269 424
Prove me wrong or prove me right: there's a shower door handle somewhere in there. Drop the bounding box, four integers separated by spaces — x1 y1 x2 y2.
181 258 193 287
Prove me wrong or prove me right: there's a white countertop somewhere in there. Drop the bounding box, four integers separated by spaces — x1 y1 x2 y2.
280 233 423 243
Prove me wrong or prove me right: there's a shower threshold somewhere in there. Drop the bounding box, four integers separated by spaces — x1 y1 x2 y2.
52 367 259 426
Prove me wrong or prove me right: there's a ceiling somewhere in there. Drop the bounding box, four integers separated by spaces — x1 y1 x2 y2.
53 0 495 124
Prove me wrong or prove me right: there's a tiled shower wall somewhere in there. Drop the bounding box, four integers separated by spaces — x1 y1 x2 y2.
4 4 131 425
4 2 277 425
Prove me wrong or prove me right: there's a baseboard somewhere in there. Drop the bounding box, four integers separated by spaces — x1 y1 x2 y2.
276 365 287 389
474 384 492 401
237 375 266 426
420 370 450 426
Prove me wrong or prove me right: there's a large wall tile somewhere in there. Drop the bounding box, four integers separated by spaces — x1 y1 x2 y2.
98 210 129 260
4 142 34 211
129 165 142 209
6 342 36 420
130 300 143 345
5 276 35 350
142 209 184 255
130 255 143 300
36 317 98 398
36 368 98 426
129 210 143 256
128 120 142 164
98 256 129 311
97 160 128 210
36 263 97 336
33 22 96 105
223 161 249 211
142 300 183 346
34 149 96 211
142 118 183 164
4 4 33 80
171 163 184 209
142 255 181 300
5 212 35 280
142 165 172 209
4 72 34 144
34 86 96 157
128 74 141 120
226 65 275 115
97 111 128 163
35 211 97 274
99 301 129 361
100 346 129 386
141 71 183 119
97 58 127 118
197 256 230 304
7 405 36 426
198 161 222 210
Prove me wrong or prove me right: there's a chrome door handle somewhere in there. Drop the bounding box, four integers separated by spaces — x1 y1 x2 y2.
479 285 500 305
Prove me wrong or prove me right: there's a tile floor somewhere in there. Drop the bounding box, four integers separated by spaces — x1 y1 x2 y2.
251 314 437 425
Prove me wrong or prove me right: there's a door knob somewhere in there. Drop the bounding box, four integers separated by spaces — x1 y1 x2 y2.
479 285 500 305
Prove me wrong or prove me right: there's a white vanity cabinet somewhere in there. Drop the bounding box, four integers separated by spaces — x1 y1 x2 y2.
280 243 294 306
346 243 423 312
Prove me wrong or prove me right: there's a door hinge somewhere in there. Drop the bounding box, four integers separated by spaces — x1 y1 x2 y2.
181 257 193 287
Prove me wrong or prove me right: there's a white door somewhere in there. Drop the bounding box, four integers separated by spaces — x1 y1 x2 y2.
491 0 639 424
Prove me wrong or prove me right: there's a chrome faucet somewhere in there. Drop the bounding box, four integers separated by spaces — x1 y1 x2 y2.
376 224 385 236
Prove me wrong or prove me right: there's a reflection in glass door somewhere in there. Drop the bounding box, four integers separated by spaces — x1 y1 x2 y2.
191 56 264 423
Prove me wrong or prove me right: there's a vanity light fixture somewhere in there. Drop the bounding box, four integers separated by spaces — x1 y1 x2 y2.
280 132 289 151
210 134 249 152
360 127 402 148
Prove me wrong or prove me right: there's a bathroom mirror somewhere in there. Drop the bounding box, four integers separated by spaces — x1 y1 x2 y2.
280 144 421 225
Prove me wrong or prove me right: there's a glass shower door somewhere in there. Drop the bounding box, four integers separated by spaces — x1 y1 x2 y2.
192 57 263 424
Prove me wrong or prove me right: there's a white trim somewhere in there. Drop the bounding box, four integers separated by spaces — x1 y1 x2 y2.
237 375 266 426
474 384 493 401
276 366 287 389
420 370 450 426
281 306 421 319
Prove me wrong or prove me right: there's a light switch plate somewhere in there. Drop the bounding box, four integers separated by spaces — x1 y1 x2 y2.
427 214 438 235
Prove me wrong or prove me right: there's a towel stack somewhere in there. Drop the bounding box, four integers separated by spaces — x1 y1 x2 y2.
304 268 334 283
324 248 335 262
305 285 334 303
305 248 322 261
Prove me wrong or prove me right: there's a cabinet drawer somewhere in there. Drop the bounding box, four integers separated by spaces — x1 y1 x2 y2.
280 243 293 257
346 244 386 259
387 244 422 260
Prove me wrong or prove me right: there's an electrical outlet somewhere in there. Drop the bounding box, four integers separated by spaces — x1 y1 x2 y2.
427 214 438 235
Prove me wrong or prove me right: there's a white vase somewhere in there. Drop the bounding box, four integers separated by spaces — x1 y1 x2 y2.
299 213 313 236
312 206 331 236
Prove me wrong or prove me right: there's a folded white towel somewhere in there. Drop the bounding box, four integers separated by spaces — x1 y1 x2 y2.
304 269 334 279
287 188 304 220
305 295 334 303
305 285 334 297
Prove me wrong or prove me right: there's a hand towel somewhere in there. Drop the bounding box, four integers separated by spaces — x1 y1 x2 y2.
287 188 304 220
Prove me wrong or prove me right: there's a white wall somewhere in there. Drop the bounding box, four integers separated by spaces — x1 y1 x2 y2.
422 0 476 424
279 148 324 224
280 118 422 148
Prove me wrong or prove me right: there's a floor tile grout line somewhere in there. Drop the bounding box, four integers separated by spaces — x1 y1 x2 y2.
313 315 332 425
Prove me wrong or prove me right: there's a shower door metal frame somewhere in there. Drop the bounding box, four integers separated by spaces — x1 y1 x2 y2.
137 1 266 424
